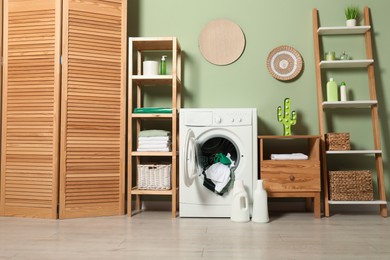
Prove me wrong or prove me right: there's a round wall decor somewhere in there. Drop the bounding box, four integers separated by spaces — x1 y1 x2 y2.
199 19 245 65
266 46 303 81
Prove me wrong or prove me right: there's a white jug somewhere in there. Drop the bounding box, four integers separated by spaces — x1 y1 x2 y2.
230 180 250 223
252 179 269 223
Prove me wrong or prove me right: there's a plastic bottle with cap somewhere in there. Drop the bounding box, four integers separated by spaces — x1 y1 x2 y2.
340 82 347 101
326 78 339 101
160 55 167 75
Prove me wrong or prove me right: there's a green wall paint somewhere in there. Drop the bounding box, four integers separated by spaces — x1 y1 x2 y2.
129 0 390 199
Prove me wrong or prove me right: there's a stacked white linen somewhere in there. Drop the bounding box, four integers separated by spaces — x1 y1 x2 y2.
137 130 171 152
270 153 308 160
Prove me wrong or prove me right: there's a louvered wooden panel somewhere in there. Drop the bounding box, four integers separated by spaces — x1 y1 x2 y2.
60 0 126 218
0 0 2 207
0 0 61 218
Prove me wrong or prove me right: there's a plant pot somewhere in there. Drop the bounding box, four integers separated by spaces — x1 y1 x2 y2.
346 19 356 27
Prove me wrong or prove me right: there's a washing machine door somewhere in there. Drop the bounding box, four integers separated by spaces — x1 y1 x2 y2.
183 129 200 187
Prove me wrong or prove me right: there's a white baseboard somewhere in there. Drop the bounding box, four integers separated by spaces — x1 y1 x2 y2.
135 200 390 214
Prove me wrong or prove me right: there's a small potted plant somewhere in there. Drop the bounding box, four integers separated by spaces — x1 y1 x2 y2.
345 6 359 27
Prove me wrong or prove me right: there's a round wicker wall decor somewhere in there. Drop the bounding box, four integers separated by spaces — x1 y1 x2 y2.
266 46 303 81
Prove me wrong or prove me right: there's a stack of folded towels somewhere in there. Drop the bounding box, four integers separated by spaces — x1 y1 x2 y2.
137 129 171 152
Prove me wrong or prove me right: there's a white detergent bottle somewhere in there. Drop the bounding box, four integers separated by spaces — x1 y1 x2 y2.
252 179 269 223
230 179 250 223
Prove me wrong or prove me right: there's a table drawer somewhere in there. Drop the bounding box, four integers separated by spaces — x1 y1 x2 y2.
261 161 320 192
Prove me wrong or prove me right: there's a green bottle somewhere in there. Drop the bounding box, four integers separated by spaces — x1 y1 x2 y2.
160 55 167 75
326 78 338 101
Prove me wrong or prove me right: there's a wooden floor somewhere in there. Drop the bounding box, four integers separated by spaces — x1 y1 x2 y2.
1 211 389 260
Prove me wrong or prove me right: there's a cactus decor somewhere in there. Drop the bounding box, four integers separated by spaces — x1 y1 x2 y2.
277 98 297 136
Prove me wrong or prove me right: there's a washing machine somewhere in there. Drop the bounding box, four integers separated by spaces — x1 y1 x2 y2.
179 108 257 217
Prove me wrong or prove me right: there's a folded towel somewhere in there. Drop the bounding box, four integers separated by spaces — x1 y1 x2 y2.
139 130 171 137
133 107 172 114
137 147 171 152
138 143 171 149
138 136 171 142
271 153 308 160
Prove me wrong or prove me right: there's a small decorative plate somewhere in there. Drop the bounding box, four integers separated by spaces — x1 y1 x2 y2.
266 46 303 81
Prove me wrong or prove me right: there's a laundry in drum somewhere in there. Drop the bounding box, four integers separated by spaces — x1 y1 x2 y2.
202 153 236 196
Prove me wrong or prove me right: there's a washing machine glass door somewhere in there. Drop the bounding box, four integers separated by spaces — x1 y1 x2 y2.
184 129 200 187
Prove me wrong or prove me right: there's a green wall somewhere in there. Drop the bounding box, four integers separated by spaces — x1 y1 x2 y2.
129 0 390 199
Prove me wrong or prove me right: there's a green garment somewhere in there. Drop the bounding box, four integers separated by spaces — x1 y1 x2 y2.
213 153 232 165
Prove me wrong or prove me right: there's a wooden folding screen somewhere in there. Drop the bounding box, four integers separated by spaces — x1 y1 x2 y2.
1 0 126 219
59 0 126 218
1 0 61 218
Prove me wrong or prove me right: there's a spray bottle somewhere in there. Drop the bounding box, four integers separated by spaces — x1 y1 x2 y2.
160 55 167 75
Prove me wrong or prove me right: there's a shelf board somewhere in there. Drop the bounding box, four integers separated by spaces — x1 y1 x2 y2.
258 135 320 139
131 151 173 156
326 150 382 155
328 200 387 205
322 100 377 109
131 113 174 119
131 75 174 85
131 37 178 51
318 26 370 35
131 188 173 195
320 59 374 69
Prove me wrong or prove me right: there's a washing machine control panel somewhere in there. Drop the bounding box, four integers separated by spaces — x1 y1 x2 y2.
213 110 252 126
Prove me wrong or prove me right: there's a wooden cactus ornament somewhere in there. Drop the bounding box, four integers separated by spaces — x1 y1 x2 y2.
277 98 297 136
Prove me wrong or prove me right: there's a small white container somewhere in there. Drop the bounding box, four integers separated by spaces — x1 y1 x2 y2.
340 83 347 102
252 179 269 223
143 61 159 75
230 179 250 223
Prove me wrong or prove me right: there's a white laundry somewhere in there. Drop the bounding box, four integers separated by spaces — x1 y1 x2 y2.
138 136 170 142
137 147 170 152
271 153 308 160
205 162 231 193
138 142 171 149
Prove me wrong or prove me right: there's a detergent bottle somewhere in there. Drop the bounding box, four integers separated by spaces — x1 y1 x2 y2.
326 78 338 101
251 179 269 223
230 179 250 223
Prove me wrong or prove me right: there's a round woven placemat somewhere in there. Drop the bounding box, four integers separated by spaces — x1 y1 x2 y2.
266 45 303 81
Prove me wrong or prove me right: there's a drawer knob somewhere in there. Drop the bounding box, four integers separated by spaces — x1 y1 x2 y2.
289 175 295 181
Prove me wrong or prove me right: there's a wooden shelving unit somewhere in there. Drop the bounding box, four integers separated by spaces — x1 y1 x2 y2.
313 7 387 217
127 37 182 218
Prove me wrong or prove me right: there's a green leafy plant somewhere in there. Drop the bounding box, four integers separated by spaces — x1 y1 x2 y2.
345 6 359 20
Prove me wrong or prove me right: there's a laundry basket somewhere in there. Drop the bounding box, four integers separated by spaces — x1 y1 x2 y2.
329 170 373 201
137 164 171 190
325 132 350 151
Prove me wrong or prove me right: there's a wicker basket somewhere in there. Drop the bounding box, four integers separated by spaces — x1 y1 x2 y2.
325 132 350 151
329 170 373 201
137 164 171 190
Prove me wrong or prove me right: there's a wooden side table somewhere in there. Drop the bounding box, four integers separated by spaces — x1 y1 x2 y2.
258 135 321 218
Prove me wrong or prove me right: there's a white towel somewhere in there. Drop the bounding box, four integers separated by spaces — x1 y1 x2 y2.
138 136 170 142
138 143 171 149
271 153 308 160
137 147 170 152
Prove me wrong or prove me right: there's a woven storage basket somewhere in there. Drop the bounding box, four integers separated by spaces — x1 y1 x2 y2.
325 132 350 151
329 170 373 201
137 164 171 190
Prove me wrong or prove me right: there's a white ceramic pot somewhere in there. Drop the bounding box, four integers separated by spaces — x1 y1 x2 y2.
346 19 356 27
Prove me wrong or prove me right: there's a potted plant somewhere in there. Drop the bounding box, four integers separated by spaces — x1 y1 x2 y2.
345 6 359 27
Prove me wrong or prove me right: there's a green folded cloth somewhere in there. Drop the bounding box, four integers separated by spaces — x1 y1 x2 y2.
139 129 171 137
133 107 172 114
